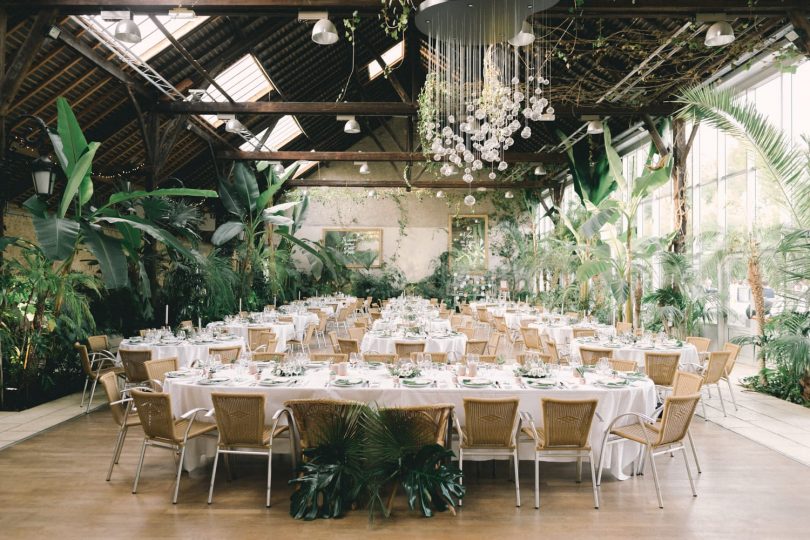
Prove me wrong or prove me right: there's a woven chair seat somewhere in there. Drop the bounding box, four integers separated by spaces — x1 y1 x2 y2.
95 366 124 379
610 422 660 445
459 428 516 450
156 420 216 444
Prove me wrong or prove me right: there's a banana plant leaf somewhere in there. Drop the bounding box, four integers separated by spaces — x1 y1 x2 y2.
232 162 260 213
94 215 196 261
558 130 617 206
32 213 80 260
101 188 218 211
211 221 245 246
81 223 129 289
58 141 100 218
56 97 94 206
218 179 246 217
22 195 47 218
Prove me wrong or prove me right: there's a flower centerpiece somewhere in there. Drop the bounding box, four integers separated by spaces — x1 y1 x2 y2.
273 359 305 377
514 364 549 379
388 363 422 379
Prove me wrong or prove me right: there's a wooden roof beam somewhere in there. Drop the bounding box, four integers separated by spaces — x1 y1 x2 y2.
216 150 566 163
285 178 549 190
788 11 810 56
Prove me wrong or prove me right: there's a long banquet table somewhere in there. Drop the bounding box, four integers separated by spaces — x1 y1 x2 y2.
569 339 701 368
360 332 467 355
164 364 656 480
208 321 295 352
117 336 247 368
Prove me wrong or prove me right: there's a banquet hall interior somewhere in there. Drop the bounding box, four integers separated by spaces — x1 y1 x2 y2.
2 1 810 538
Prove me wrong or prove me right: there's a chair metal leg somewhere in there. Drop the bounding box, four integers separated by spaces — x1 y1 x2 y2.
80 376 89 408
576 457 582 483
596 434 610 486
107 424 126 481
513 450 520 507
534 452 540 509
726 377 738 411
686 430 702 474
172 445 187 504
458 450 464 507
702 391 708 422
646 446 664 509
132 438 148 493
114 425 128 465
717 384 727 417
682 447 697 497
207 449 221 504
85 377 99 414
589 451 599 509
266 448 273 508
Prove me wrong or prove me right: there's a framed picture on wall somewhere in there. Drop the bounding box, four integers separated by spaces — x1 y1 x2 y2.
448 215 488 274
322 228 383 269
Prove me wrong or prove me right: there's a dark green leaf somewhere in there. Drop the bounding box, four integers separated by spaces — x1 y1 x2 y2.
32 214 80 260
81 224 129 289
211 221 245 246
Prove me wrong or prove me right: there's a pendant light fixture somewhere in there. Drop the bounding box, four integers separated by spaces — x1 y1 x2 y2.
586 119 604 135
114 17 142 44
504 190 514 199
534 164 546 176
31 156 57 197
312 18 339 45
464 194 476 207
343 116 361 134
358 162 371 175
705 21 735 47
272 162 285 175
508 20 535 47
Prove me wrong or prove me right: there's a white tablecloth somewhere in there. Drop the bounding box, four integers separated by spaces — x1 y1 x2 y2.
164 365 656 479
503 312 539 330
570 340 700 368
117 337 246 368
360 333 467 355
283 313 319 339
530 323 616 345
208 322 295 352
372 319 452 333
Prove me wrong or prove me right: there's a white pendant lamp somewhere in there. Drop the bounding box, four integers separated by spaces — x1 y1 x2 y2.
705 21 735 47
587 119 604 135
534 164 547 176
114 18 142 44
504 190 514 199
508 20 535 47
312 18 339 45
272 162 285 175
358 162 370 175
436 190 446 198
343 116 361 134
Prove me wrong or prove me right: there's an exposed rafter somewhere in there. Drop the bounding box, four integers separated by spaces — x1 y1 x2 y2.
286 178 550 190
0 10 58 114
216 150 566 163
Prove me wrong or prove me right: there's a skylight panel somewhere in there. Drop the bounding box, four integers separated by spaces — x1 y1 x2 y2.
239 115 303 151
80 14 208 62
201 54 275 126
293 160 319 179
368 41 405 81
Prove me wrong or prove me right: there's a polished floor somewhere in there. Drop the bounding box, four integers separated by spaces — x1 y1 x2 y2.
0 407 807 539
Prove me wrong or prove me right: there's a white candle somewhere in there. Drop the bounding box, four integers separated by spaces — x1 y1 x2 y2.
198 317 202 330
165 305 169 325
239 298 242 313
299 291 301 300
274 296 277 307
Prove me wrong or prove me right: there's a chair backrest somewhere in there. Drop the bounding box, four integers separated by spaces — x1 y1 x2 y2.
704 351 732 384
644 352 680 386
545 340 561 364
657 394 701 446
672 371 703 395
252 352 286 362
520 327 541 350
462 397 520 448
353 320 368 329
75 343 94 377
139 329 149 338
347 327 365 341
609 359 637 372
461 304 473 317
395 341 426 358
301 323 317 344
130 389 177 442
578 345 613 366
87 335 110 353
248 328 273 351
519 319 533 329
487 332 502 351
476 307 491 323
409 351 448 363
450 315 464 329
369 310 382 321
686 336 711 353
211 392 266 446
337 338 360 354
379 404 454 447
328 331 341 352
283 399 364 449
363 353 397 364
467 354 497 364
465 339 488 355
516 352 552 365
119 349 153 383
572 328 596 340
564 311 579 320
316 312 329 331
615 321 632 334
335 307 349 322
209 345 242 364
492 316 508 333
541 398 598 448
310 353 348 363
723 342 741 375
458 327 476 339
144 357 179 386
99 372 128 427
179 320 193 329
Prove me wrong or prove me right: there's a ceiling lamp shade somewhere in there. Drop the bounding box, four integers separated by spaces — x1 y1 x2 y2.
504 190 514 199
114 18 142 44
312 18 339 45
344 117 361 134
358 162 370 175
367 189 376 198
436 190 445 198
534 164 546 176
587 119 604 135
508 21 535 47
31 156 57 196
224 118 245 133
705 21 735 47
272 162 285 175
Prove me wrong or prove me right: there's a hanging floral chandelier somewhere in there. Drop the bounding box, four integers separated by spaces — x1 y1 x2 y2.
416 0 558 184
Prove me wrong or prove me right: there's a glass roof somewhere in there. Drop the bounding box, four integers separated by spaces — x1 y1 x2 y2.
202 54 276 126
239 115 303 151
368 41 405 81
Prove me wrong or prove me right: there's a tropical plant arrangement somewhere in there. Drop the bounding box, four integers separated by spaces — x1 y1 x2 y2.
289 403 464 521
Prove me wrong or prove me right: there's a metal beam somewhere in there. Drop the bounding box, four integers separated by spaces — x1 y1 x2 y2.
286 178 549 189
216 150 566 163
3 1 798 17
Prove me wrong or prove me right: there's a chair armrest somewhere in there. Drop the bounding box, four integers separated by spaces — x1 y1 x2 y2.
602 412 658 446
180 407 210 420
150 379 164 391
205 409 216 418
453 414 464 444
110 397 133 406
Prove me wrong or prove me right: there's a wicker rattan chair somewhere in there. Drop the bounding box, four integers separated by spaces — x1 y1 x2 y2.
578 345 614 367
455 397 521 507
686 336 711 353
379 404 454 447
144 357 179 390
644 351 680 392
248 328 275 352
252 351 286 362
364 353 397 364
699 351 732 418
408 351 448 363
520 398 599 509
119 348 152 387
467 354 497 364
282 399 364 467
458 326 477 339
328 330 341 352
465 339 488 355
207 392 287 507
394 341 425 358
545 339 564 365
520 327 543 352
99 372 141 481
669 371 705 474
313 312 329 348
721 342 741 411
209 345 242 364
310 353 348 363
609 359 637 372
486 332 502 354
337 338 360 355
572 328 597 340
87 334 116 358
288 324 316 355
615 322 632 334
76 342 123 413
347 326 366 341
129 388 217 503
597 393 701 508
